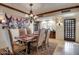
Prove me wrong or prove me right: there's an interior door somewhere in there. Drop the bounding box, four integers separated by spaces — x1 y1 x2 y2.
64 19 76 41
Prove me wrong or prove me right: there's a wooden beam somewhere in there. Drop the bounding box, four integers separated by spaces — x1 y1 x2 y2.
37 5 79 16
0 3 29 15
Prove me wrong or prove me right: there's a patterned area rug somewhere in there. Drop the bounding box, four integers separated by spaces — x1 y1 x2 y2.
30 42 57 55
16 42 57 55
0 48 12 55
0 42 57 55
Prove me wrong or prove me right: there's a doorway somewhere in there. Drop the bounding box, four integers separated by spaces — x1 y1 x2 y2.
64 19 76 42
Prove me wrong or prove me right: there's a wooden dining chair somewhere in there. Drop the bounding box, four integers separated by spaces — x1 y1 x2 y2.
30 28 46 54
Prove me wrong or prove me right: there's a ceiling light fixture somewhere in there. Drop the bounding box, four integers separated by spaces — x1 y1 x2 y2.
25 3 38 22
56 16 63 26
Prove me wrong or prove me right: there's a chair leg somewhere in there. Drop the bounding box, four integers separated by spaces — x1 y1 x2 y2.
25 47 27 55
45 44 47 49
25 43 27 55
44 44 49 54
47 41 49 47
45 42 49 54
41 45 44 51
36 47 39 55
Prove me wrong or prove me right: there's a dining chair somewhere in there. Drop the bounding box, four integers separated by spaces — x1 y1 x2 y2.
19 29 27 36
10 29 19 42
45 29 50 49
19 29 27 43
9 29 26 54
30 28 46 54
0 29 13 54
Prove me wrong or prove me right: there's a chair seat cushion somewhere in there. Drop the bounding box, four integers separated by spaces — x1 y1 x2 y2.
13 44 26 53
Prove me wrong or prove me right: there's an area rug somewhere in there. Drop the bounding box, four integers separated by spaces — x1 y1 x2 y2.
0 42 57 55
30 42 57 55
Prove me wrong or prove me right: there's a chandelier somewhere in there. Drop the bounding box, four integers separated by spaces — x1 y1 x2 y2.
25 3 38 22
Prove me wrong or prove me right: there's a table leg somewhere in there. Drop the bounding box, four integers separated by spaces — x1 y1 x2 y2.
27 42 31 54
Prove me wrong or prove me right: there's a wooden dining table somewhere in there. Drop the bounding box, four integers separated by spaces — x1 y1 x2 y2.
15 34 39 54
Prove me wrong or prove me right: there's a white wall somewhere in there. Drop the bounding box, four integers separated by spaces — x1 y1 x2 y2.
56 23 64 40
76 15 79 43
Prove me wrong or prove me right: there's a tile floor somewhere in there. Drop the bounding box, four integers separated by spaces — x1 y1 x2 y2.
50 39 79 55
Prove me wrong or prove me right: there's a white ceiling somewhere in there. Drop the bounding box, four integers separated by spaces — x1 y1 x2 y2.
4 3 79 15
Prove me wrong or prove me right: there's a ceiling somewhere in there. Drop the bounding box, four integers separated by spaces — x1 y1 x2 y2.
3 3 79 15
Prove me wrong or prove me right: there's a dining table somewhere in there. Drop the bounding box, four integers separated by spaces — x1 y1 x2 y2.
15 33 39 54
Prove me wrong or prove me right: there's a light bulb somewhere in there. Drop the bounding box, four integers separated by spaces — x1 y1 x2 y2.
2 20 6 23
34 15 38 19
30 14 33 17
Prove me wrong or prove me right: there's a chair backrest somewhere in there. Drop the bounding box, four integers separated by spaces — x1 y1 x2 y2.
10 29 27 54
19 29 27 36
38 28 46 47
0 29 7 48
10 29 20 42
45 29 50 44
0 29 13 53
